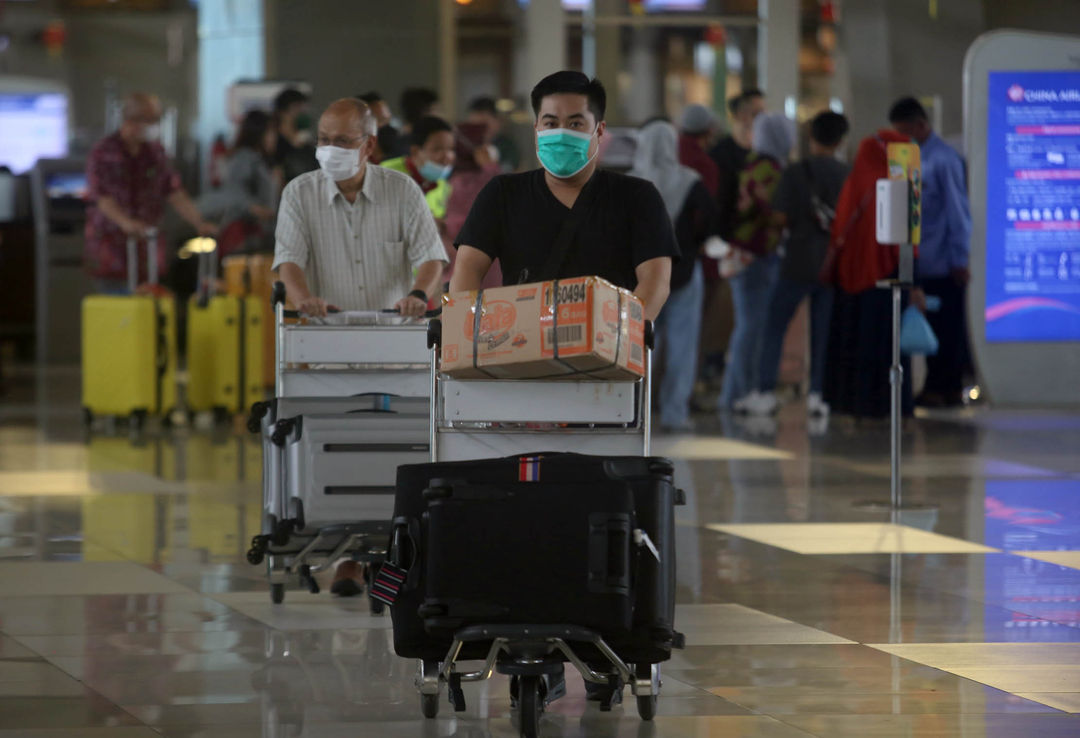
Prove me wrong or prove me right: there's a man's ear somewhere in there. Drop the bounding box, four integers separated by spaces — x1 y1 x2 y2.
596 120 607 139
410 144 422 160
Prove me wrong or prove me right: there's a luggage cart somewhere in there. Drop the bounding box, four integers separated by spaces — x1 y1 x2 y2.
405 319 661 735
246 283 432 607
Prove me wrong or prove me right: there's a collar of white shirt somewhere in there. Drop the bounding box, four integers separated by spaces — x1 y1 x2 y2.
322 163 380 206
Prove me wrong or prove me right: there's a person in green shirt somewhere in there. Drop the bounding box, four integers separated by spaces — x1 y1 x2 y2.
381 115 456 222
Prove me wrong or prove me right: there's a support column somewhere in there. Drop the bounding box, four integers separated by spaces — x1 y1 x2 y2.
438 0 458 120
196 0 264 187
521 0 566 93
757 0 799 114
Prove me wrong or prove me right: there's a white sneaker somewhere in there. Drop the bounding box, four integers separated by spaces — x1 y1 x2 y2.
807 392 830 418
739 391 778 416
732 391 759 414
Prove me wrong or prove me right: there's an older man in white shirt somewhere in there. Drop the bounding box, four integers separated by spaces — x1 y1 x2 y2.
273 98 447 317
272 99 445 597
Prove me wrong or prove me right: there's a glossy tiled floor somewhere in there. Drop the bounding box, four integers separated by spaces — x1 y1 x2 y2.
2 367 1079 736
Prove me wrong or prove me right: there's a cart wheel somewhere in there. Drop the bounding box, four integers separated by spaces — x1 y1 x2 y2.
420 691 439 719
518 674 542 738
635 663 658 721
270 583 285 604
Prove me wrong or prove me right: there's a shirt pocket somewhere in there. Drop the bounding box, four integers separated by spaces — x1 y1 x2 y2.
376 240 407 266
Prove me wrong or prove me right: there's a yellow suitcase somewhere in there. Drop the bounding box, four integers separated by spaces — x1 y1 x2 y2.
187 294 265 415
223 253 276 388
81 294 178 424
81 231 177 426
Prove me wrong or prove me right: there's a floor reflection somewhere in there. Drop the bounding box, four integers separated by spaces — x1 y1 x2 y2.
2 368 1080 735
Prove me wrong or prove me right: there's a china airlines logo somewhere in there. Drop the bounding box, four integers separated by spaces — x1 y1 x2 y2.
1008 84 1025 102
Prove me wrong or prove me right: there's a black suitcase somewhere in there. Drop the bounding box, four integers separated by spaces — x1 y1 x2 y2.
389 453 681 664
423 479 636 634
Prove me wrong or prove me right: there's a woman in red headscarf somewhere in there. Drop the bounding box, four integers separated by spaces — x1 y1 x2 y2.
821 129 920 419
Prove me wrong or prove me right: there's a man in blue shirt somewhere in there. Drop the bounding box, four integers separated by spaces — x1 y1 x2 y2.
890 97 973 407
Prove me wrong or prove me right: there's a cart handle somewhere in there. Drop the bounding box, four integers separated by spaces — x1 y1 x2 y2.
271 280 440 319
644 320 655 351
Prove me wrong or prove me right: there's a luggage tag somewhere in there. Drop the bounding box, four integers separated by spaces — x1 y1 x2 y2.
370 562 408 607
633 529 661 563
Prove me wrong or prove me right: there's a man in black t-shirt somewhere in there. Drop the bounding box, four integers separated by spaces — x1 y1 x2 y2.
450 71 678 321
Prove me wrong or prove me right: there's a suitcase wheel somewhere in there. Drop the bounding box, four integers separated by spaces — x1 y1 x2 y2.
420 692 439 719
517 674 542 738
270 583 285 604
635 663 658 721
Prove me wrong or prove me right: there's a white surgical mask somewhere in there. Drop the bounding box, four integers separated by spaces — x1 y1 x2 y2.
316 145 362 182
143 124 161 142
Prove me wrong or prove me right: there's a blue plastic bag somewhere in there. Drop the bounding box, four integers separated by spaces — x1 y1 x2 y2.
900 305 939 356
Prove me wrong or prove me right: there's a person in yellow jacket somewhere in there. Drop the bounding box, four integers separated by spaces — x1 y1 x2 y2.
381 115 455 222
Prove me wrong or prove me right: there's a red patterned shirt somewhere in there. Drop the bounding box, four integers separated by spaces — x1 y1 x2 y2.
84 133 181 281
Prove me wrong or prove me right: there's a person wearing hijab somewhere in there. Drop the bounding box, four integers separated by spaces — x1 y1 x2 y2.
821 129 923 419
630 120 717 431
717 112 795 412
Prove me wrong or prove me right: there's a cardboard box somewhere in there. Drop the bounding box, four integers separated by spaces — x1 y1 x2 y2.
441 276 645 380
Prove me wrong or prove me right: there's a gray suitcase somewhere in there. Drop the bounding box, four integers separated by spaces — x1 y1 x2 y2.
279 411 430 531
250 395 429 528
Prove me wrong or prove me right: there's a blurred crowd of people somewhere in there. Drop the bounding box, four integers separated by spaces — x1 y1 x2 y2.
642 89 973 430
83 77 973 434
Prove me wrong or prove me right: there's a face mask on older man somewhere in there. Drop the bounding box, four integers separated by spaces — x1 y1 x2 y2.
316 145 362 182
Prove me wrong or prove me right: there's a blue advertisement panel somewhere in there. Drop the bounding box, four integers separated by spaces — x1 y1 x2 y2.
985 71 1080 342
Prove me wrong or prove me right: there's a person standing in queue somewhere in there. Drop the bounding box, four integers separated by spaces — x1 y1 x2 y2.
450 71 677 322
889 96 973 408
380 115 456 225
84 92 218 293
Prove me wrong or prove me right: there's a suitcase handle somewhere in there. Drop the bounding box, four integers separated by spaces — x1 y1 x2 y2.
587 513 632 595
126 227 160 292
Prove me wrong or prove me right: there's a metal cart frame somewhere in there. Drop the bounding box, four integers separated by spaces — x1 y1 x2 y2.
407 320 661 734
247 284 432 606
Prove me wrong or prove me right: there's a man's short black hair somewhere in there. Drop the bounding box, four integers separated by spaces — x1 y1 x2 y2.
810 111 850 147
728 88 764 116
357 91 383 105
273 87 308 114
888 96 929 124
401 88 439 126
411 115 453 148
530 71 606 122
468 96 498 115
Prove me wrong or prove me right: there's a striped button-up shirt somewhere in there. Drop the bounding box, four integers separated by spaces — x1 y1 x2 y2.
272 165 447 310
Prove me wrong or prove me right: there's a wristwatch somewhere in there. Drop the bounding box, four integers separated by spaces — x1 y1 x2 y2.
408 289 428 302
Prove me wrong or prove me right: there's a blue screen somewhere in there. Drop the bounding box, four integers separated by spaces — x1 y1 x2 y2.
985 71 1080 342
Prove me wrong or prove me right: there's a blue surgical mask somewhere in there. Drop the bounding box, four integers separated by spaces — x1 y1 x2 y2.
418 159 453 182
536 127 597 179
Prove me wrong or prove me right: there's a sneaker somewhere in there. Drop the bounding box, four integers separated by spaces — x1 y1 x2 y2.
741 391 778 416
732 391 760 414
807 393 830 418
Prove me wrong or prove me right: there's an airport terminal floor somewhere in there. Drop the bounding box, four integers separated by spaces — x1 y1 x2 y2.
1 366 1079 737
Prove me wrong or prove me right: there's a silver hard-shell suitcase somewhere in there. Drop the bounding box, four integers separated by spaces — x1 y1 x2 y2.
279 411 431 531
251 394 429 524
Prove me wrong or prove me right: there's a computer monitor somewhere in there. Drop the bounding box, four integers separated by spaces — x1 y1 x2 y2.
0 92 69 174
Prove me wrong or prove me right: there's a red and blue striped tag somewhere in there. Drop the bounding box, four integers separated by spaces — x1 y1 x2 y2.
518 455 542 482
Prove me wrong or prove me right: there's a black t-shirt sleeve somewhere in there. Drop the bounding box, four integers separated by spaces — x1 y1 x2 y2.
453 176 504 260
629 179 681 270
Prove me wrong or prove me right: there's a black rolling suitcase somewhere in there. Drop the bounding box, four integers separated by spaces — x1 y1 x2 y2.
388 453 683 664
